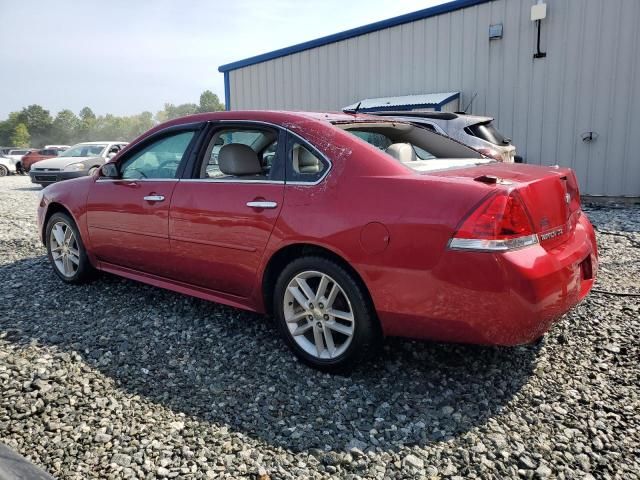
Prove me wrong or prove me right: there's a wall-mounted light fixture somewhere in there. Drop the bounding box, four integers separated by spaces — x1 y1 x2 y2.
531 1 547 58
489 23 503 40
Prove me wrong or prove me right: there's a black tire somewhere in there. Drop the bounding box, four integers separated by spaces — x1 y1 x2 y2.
0 165 8 177
45 212 94 284
273 256 380 372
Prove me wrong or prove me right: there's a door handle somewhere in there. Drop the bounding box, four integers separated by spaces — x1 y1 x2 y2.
246 201 278 209
143 195 165 202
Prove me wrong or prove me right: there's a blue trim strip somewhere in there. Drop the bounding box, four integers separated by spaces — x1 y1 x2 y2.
218 0 492 73
224 71 231 111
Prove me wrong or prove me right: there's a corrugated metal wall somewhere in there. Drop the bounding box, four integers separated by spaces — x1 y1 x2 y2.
228 0 640 196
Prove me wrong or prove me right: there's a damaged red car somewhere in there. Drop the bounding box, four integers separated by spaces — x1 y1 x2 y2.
37 111 597 371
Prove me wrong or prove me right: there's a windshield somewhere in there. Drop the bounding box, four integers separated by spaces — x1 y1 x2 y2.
60 144 107 157
338 122 485 172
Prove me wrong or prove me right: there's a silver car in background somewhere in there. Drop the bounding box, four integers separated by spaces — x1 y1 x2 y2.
368 111 520 163
29 141 128 187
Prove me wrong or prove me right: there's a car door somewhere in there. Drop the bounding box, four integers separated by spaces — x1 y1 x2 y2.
86 125 202 277
168 122 285 297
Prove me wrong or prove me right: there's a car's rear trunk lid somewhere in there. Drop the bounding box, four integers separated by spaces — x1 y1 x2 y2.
430 163 581 249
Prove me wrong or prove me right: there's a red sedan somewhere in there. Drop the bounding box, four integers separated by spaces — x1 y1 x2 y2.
37 111 597 371
22 147 66 171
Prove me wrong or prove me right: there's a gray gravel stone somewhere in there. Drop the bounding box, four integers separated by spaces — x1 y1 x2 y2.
0 176 638 479
403 453 424 469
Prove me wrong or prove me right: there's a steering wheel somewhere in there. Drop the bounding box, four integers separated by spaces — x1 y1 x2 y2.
159 159 179 169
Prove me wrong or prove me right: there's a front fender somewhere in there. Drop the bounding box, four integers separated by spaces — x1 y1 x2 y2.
38 177 94 253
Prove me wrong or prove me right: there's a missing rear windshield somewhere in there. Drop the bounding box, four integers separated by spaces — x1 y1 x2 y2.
336 122 487 172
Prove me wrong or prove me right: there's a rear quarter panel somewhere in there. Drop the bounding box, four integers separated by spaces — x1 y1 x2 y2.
260 120 497 317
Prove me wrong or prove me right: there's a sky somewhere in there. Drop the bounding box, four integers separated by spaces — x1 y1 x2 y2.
0 0 445 120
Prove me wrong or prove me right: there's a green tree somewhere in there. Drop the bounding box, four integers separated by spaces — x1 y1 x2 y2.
52 109 80 144
79 106 96 123
17 105 52 146
198 90 224 113
160 102 199 121
76 107 97 142
10 123 30 147
0 112 22 146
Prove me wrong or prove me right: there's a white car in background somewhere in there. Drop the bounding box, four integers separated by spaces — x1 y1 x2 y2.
368 111 521 163
4 148 32 164
0 156 16 176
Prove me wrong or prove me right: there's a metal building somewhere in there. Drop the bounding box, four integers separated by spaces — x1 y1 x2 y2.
219 0 640 196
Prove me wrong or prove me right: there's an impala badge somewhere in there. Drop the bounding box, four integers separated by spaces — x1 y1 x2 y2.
540 227 564 241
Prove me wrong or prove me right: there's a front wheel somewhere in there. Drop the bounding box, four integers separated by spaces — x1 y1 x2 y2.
0 165 8 177
45 212 94 284
274 256 380 372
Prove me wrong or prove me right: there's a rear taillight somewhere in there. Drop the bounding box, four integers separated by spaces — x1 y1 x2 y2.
449 192 539 251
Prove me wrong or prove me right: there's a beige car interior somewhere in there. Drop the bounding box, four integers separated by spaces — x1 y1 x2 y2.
385 143 417 163
217 144 264 177
292 144 322 174
201 129 276 179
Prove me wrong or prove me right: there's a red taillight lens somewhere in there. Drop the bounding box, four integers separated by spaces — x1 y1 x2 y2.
449 192 539 251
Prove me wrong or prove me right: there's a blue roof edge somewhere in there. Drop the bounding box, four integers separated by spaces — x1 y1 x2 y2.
218 0 492 73
356 92 460 112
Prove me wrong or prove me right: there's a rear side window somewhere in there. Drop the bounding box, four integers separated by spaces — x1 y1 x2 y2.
465 122 510 146
286 137 328 184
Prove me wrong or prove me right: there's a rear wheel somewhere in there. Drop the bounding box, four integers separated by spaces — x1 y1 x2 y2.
45 212 94 284
274 256 380 372
0 165 8 177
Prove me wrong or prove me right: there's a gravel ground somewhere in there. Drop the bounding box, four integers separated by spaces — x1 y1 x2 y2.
0 174 638 479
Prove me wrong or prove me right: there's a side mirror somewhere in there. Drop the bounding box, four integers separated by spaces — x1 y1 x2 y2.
101 162 119 178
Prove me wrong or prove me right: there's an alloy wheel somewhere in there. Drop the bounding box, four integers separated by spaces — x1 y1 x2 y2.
283 270 355 359
49 221 80 278
0 165 7 177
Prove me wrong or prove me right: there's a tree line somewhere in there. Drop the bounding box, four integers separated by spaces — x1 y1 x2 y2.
0 90 224 148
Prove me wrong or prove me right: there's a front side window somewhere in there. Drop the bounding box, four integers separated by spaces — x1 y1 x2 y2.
120 131 195 179
199 127 281 181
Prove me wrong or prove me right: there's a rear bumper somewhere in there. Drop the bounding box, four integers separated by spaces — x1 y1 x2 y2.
30 171 87 185
375 213 598 345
